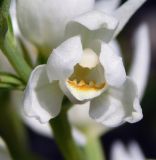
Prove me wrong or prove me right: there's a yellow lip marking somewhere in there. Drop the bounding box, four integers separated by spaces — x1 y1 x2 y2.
67 79 106 91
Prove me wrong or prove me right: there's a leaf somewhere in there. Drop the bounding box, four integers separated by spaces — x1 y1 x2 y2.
0 72 25 90
0 0 11 16
0 0 11 45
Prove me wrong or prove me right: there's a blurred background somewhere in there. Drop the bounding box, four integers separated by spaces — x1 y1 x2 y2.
1 0 156 159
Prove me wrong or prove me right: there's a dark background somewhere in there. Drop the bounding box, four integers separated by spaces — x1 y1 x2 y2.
25 0 156 159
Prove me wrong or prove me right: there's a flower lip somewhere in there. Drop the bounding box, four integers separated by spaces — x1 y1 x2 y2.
61 45 107 101
67 79 106 91
64 78 108 102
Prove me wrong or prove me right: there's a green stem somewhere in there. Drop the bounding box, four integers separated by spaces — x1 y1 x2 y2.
18 37 34 67
1 31 31 83
49 99 84 160
85 136 105 160
0 91 36 160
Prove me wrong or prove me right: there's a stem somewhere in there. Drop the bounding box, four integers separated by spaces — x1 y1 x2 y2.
0 1 31 83
1 31 31 83
18 37 34 67
85 136 105 160
49 99 84 160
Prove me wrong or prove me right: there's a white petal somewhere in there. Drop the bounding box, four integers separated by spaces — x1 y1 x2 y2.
16 0 94 49
0 139 11 160
10 0 20 36
47 36 83 82
129 24 150 100
111 141 145 160
23 65 64 123
68 103 106 137
109 40 122 56
90 91 124 127
128 142 145 160
111 78 143 123
95 0 121 13
0 139 6 149
110 141 132 160
99 43 126 87
113 0 147 38
89 77 142 127
69 102 92 126
66 10 118 44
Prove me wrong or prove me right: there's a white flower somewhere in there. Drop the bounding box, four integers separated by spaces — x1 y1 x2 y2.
23 7 146 127
16 0 95 49
110 141 145 160
8 22 149 145
16 0 146 50
95 0 121 13
68 23 150 134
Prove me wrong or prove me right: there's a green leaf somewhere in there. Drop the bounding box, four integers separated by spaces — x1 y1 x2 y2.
0 0 11 45
0 0 11 16
0 83 24 90
0 72 25 90
0 1 32 83
0 72 22 83
1 30 32 83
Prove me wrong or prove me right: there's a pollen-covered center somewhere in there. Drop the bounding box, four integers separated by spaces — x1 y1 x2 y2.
66 48 106 96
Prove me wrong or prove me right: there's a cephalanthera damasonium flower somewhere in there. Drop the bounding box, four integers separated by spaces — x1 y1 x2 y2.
23 1 147 127
16 0 146 51
24 36 134 127
16 0 95 50
68 24 150 134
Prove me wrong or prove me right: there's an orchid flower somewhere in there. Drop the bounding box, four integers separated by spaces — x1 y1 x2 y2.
16 0 95 50
23 1 147 127
110 141 145 160
16 0 146 51
68 23 150 135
